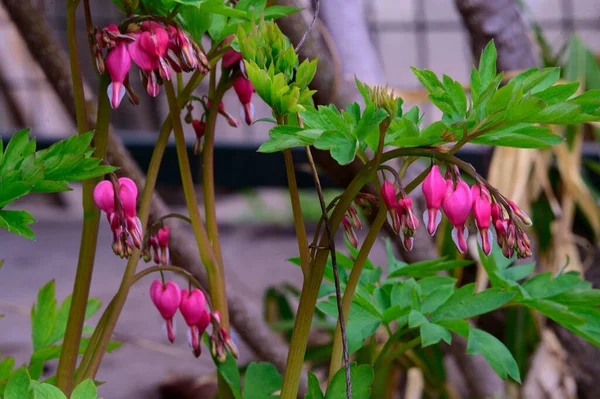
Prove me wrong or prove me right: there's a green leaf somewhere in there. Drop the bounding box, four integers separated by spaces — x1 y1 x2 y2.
0 129 31 175
522 272 585 299
47 296 102 346
0 357 15 380
382 305 411 324
263 5 302 19
524 102 582 124
306 371 324 399
325 364 374 399
443 75 467 116
216 354 242 399
0 181 32 208
520 298 586 326
258 125 319 152
0 210 36 240
421 285 455 315
421 321 452 347
294 58 318 90
387 258 472 278
467 328 521 382
410 67 443 93
501 263 535 282
534 82 579 105
242 362 282 398
71 379 98 399
478 41 497 90
522 67 560 93
471 124 563 148
4 368 33 399
31 280 57 350
178 5 213 42
31 381 67 399
314 130 358 165
431 284 514 322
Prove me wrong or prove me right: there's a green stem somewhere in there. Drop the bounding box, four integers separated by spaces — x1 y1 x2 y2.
284 148 310 276
203 88 225 269
164 81 229 326
373 328 410 370
380 337 422 368
328 206 387 381
54 23 107 391
165 80 232 399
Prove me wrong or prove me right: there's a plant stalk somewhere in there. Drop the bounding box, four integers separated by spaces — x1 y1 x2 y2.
54 7 106 388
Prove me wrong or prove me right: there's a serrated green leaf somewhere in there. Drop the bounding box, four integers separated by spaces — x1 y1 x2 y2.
71 379 97 399
294 58 318 90
242 362 282 398
421 321 452 347
479 41 497 90
0 129 31 175
0 210 36 240
421 285 455 314
411 67 443 93
431 284 514 322
472 124 563 148
0 181 32 208
326 364 373 399
314 130 358 165
522 271 585 299
534 82 579 105
31 281 57 350
524 102 581 124
467 328 521 382
520 298 586 326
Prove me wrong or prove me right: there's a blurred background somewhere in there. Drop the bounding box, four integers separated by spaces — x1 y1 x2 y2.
0 0 599 398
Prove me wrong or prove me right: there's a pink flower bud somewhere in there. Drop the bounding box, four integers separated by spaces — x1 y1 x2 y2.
106 41 131 109
442 180 472 254
233 77 255 125
347 204 363 230
212 100 239 127
342 215 358 248
471 185 492 256
508 200 532 226
421 165 446 235
150 280 181 343
157 226 170 265
192 119 206 154
397 197 419 251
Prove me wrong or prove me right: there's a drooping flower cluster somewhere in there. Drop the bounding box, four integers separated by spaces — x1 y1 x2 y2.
93 177 142 258
143 226 170 265
149 280 237 361
377 165 532 258
93 21 209 109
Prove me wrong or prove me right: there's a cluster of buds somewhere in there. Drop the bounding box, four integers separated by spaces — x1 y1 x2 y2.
142 226 170 265
341 204 363 248
93 20 209 109
379 165 533 259
149 281 236 360
93 177 142 258
209 311 239 363
381 181 420 251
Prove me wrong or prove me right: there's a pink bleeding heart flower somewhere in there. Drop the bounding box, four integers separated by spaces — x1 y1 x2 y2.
118 177 142 249
381 181 401 234
471 185 493 256
397 197 419 251
157 226 170 265
180 289 207 357
150 280 181 343
222 35 242 68
106 41 131 109
93 180 115 216
342 215 358 248
442 180 472 254
233 76 255 125
421 165 446 235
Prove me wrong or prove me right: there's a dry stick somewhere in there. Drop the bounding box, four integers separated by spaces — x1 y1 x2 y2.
304 146 352 398
1 0 298 388
294 0 319 52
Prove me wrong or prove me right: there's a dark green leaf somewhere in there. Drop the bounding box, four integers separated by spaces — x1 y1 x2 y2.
534 82 579 105
387 259 472 278
478 41 497 90
306 371 324 399
325 364 374 399
421 285 455 314
472 124 563 148
242 362 282 398
467 328 521 382
520 298 586 326
216 354 242 399
431 284 514 322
